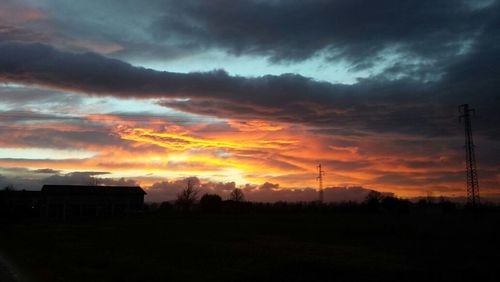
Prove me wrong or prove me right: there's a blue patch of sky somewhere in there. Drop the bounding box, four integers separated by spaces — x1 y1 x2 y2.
127 47 447 85
0 84 222 124
0 148 96 160
130 49 377 85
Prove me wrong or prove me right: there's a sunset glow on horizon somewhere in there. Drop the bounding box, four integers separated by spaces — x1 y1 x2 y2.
0 0 499 201
0 98 479 199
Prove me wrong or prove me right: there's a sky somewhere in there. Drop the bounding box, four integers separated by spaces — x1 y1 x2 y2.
0 0 499 201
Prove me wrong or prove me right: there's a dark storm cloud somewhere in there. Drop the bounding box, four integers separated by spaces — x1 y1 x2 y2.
26 1 493 67
0 1 499 139
0 0 490 77
0 41 488 139
151 0 487 65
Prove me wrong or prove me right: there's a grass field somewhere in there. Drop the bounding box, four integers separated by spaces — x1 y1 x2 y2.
1 211 500 282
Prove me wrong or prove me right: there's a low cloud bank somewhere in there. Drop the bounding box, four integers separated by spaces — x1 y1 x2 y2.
0 172 390 203
0 170 138 190
144 177 392 203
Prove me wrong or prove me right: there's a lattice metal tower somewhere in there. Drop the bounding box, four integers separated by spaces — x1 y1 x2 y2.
459 104 480 207
317 164 325 203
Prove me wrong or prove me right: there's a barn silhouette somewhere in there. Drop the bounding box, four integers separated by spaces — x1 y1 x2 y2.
40 185 146 219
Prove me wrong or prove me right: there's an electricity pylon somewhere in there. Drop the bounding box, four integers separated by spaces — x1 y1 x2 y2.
317 164 325 203
459 104 480 207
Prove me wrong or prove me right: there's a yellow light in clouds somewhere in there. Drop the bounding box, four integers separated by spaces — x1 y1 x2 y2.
116 126 296 151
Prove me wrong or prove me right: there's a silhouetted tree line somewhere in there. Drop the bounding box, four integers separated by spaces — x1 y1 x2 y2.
144 185 500 215
2 184 500 221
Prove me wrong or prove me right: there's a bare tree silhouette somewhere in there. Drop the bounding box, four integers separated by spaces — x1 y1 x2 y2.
175 179 199 211
229 188 245 202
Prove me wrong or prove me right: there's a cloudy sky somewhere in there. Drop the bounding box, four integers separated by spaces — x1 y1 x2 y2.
0 0 499 200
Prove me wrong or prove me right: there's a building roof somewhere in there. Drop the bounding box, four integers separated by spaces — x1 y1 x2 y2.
41 185 146 195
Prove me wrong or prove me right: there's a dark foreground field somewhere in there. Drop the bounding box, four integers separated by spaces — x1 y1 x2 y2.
1 211 500 282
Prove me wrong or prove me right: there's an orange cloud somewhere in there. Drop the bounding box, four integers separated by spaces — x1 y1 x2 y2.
114 126 297 151
0 109 486 198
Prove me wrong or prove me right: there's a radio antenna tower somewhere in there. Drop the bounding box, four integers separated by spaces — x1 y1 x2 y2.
459 104 480 207
317 164 325 203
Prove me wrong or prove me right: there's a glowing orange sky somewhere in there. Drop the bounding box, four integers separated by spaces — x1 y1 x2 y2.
0 0 499 202
0 109 474 198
